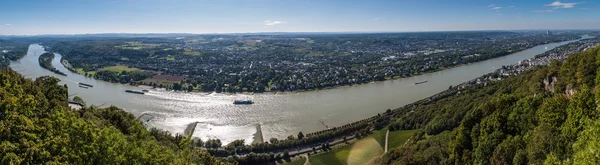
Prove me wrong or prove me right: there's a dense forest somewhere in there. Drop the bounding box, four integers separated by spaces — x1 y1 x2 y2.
38 52 67 76
0 40 29 69
0 69 227 164
382 45 600 164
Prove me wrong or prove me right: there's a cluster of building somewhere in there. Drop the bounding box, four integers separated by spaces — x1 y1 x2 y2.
56 32 586 92
461 38 600 89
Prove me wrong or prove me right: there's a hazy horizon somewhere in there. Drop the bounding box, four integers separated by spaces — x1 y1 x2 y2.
1 0 600 35
3 29 600 37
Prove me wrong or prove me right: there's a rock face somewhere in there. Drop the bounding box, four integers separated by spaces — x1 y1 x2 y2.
566 84 576 99
543 76 558 92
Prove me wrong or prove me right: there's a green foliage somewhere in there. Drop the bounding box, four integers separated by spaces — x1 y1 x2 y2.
0 69 226 164
73 96 86 106
94 69 153 84
387 129 418 151
38 52 67 76
384 45 600 164
572 119 600 164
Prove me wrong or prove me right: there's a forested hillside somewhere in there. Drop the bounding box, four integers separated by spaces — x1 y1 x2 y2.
383 46 600 164
0 70 226 164
0 40 28 69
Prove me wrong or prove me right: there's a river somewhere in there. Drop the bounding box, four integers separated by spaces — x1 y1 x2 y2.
9 36 592 144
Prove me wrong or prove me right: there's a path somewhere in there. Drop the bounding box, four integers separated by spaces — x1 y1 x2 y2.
384 130 389 153
252 124 264 144
303 154 309 165
184 122 200 137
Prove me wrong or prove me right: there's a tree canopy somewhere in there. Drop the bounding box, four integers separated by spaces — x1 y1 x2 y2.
382 45 600 164
0 69 227 164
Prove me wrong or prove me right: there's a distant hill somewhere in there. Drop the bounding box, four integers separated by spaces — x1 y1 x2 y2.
383 45 600 164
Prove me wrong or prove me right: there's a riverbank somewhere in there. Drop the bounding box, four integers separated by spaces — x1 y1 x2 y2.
229 37 600 162
39 52 67 76
11 37 588 148
54 37 588 95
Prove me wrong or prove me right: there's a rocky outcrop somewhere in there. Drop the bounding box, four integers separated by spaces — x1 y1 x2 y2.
543 76 558 92
566 84 576 99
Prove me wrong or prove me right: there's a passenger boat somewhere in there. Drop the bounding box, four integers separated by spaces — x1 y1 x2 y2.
415 80 428 85
125 90 145 95
234 100 254 104
79 85 88 89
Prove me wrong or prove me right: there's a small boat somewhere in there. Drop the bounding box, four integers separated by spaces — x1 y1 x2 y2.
78 85 88 89
415 80 428 85
125 90 145 95
78 82 94 87
234 100 254 104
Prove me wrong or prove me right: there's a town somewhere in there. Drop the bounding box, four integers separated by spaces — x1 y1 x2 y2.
28 31 585 93
470 37 600 87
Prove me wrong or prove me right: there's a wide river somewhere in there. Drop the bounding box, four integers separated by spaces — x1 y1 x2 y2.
9 36 591 144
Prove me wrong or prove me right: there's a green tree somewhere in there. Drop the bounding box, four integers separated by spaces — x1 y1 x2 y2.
572 119 600 164
73 96 86 106
297 131 304 140
283 150 290 160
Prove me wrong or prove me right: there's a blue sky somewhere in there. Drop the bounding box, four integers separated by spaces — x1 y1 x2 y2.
0 0 599 35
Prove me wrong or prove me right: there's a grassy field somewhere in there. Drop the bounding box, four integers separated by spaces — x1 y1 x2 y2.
309 128 416 165
166 55 175 61
346 138 383 165
370 128 388 147
387 129 417 149
75 68 96 77
309 144 351 165
310 129 388 165
100 65 140 72
309 138 382 165
281 157 307 165
183 48 202 56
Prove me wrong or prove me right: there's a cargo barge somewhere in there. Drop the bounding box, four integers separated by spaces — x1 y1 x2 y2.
125 90 145 95
415 80 428 85
78 82 94 87
233 100 254 104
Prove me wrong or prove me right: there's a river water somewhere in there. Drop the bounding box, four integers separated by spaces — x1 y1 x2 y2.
9 36 591 144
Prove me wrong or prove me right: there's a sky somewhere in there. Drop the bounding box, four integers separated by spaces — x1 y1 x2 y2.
0 0 599 35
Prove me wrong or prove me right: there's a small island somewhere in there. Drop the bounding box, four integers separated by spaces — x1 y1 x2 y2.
39 52 67 76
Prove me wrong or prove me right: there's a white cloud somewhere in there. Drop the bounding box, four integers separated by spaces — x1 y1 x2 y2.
373 18 382 21
4 24 11 26
545 1 581 9
532 9 556 12
508 6 516 8
264 20 286 26
488 5 502 11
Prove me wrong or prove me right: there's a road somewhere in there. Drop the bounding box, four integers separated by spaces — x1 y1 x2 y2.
384 130 389 153
303 154 309 165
